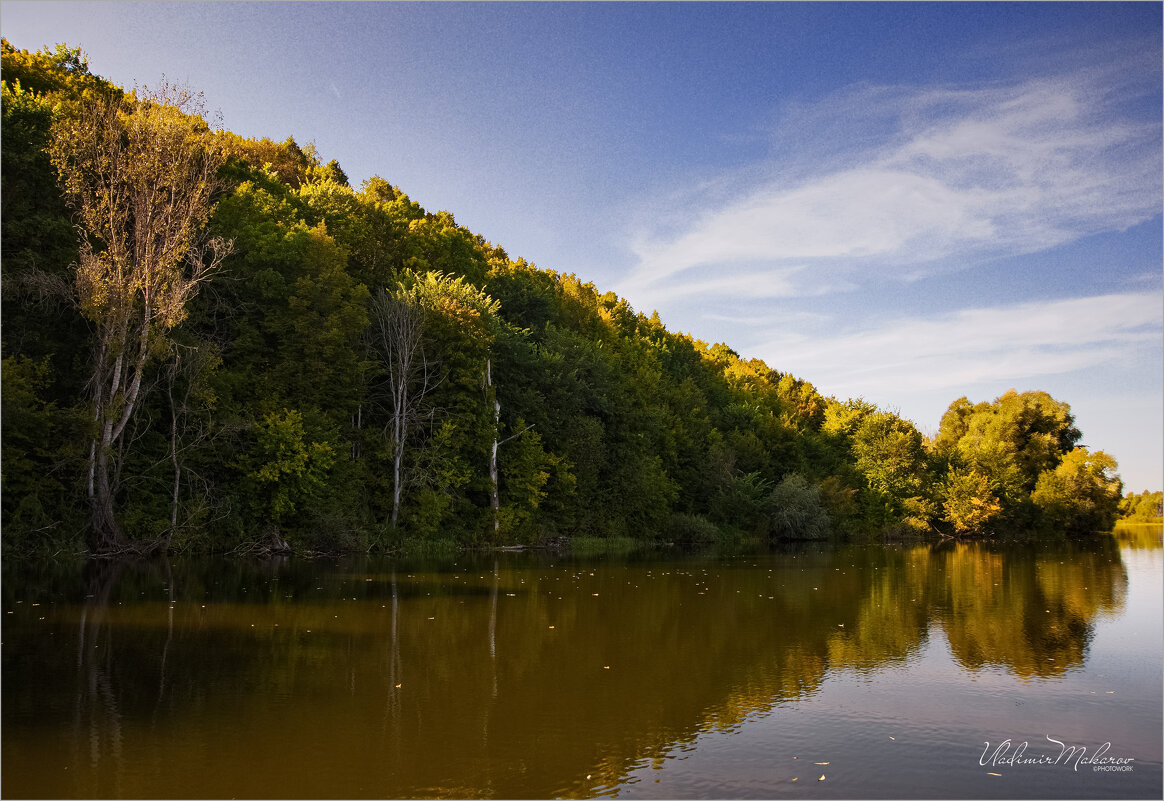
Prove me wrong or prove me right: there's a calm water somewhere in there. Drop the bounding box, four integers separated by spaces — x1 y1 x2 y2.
3 535 1161 799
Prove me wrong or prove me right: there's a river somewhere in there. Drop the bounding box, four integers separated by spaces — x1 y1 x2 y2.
2 533 1160 799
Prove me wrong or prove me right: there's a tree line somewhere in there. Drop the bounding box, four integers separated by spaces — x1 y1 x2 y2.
0 42 1138 556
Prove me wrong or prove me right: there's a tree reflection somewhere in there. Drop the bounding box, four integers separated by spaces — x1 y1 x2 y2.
0 539 1131 798
933 538 1126 678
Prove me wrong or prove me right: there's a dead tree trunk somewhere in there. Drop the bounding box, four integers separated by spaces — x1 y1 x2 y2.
369 286 432 529
483 358 533 537
486 359 501 533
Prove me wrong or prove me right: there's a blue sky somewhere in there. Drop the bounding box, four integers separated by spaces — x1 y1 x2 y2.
3 2 1161 491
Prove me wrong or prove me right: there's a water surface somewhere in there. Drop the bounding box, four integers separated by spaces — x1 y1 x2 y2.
3 535 1160 798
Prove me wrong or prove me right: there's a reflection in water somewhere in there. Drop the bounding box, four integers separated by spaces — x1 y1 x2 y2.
934 541 1126 679
1113 520 1164 550
0 537 1142 798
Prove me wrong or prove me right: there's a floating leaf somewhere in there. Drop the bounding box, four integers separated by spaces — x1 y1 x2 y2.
988 772 1002 777
814 762 829 765
818 775 826 781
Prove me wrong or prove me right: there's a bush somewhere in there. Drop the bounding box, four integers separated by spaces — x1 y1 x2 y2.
667 512 721 544
768 474 830 540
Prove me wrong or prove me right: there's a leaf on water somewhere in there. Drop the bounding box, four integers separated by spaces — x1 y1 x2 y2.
814 762 829 765
988 772 1002 777
818 775 826 781
790 778 798 782
889 736 896 740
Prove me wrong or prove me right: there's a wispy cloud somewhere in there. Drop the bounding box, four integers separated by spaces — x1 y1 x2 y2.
637 266 855 304
754 291 1162 398
617 56 1162 302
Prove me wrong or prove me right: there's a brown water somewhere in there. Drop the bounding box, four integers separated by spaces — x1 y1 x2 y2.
2 535 1160 799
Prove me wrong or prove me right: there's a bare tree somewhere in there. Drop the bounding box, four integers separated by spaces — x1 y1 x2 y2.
49 83 231 551
368 286 436 528
163 339 221 548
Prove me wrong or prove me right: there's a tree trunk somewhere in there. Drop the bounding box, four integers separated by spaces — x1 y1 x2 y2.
166 363 181 549
370 286 429 531
486 359 500 534
90 431 125 551
391 377 407 528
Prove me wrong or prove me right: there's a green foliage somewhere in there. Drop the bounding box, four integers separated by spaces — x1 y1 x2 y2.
0 356 85 553
710 470 773 533
567 535 644 556
667 512 722 544
768 473 831 540
239 409 337 533
0 40 110 97
1120 490 1163 522
497 423 554 540
940 467 1002 534
932 390 1083 532
1031 448 1123 533
0 44 1132 555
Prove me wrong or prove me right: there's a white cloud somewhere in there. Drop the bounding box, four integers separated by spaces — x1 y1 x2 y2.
618 63 1162 301
633 266 855 305
700 309 831 327
753 291 1162 398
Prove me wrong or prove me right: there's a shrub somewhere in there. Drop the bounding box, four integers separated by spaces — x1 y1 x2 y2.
768 474 830 540
667 512 721 544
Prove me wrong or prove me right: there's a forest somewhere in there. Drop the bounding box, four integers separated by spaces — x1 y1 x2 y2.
0 42 1144 557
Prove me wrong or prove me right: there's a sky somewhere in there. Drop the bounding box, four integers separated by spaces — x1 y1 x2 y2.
3 1 1162 491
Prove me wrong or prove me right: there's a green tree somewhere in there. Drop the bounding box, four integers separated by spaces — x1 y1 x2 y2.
933 390 1082 531
940 467 1002 534
1031 448 1122 533
238 409 337 546
1119 490 1163 522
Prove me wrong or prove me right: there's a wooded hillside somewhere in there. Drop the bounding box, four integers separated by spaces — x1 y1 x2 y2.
0 42 1127 555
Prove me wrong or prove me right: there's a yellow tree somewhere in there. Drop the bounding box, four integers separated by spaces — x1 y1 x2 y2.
1032 448 1123 533
941 467 1002 534
49 83 230 551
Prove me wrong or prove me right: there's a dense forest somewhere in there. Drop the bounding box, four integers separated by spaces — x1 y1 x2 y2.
0 43 1144 557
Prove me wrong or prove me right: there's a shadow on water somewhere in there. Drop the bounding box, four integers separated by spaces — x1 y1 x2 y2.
0 535 1138 798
